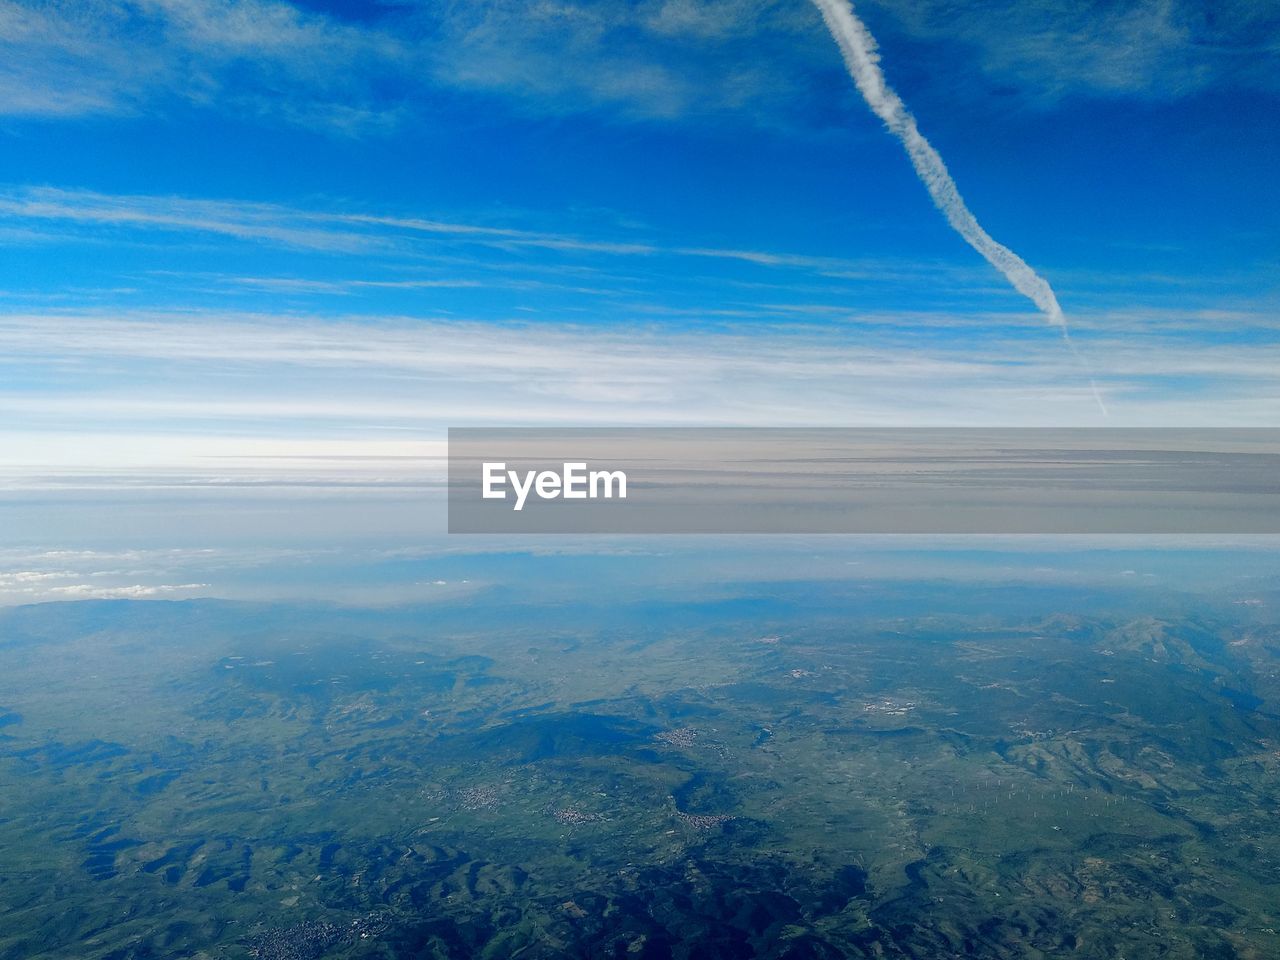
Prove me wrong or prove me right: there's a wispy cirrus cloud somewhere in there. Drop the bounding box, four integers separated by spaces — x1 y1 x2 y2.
1 185 1271 322
2 185 1082 336
419 0 822 122
0 187 388 251
0 185 951 277
0 0 818 128
2 0 1274 130
861 0 1280 105
0 0 406 129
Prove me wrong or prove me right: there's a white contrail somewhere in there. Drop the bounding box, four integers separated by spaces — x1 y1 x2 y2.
809 0 1065 328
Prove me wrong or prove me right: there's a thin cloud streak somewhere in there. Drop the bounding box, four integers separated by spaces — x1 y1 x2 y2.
4 187 1271 322
0 186 1002 282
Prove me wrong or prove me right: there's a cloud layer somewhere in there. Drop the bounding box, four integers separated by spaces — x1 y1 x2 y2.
2 304 1279 496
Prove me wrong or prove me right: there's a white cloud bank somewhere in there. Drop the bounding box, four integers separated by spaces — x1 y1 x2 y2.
0 307 1278 493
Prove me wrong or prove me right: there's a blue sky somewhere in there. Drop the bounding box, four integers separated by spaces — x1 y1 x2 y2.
0 0 1278 600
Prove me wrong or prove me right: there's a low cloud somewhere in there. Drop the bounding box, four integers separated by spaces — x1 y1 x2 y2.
44 582 209 599
0 566 209 601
